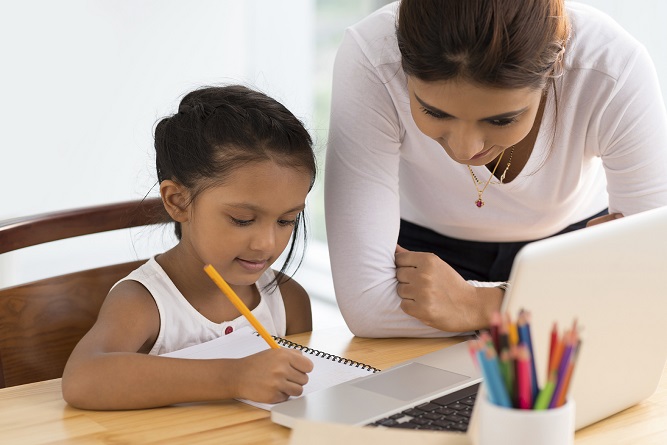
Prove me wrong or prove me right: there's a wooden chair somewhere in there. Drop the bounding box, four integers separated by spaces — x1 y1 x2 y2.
0 198 170 388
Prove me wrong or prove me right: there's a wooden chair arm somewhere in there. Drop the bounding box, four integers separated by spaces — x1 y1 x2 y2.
0 198 170 254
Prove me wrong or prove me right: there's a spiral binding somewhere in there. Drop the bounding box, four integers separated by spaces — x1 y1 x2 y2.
252 332 380 372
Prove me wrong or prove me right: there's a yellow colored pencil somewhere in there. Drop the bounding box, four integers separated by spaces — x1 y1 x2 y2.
203 264 280 349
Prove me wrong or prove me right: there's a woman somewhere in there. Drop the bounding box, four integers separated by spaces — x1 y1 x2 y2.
325 0 667 337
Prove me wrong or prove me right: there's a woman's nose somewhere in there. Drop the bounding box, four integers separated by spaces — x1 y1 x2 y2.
444 123 485 161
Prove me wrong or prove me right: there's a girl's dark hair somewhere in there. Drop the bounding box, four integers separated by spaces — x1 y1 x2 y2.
396 0 570 90
154 84 316 282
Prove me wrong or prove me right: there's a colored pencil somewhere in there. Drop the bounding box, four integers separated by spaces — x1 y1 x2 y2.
534 371 557 410
472 310 580 412
550 330 576 408
516 344 533 409
499 347 513 400
548 322 558 371
478 347 512 408
555 337 581 407
499 318 510 353
518 310 540 404
505 313 519 347
549 331 565 376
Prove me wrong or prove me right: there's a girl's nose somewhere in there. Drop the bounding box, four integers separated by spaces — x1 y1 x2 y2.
249 226 276 252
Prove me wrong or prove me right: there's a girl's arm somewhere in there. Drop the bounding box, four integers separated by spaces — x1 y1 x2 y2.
62 280 312 410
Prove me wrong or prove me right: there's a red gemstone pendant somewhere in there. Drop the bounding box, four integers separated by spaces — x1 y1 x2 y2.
475 199 484 208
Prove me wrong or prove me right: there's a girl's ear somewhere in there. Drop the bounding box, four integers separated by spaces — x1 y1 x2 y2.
160 180 190 223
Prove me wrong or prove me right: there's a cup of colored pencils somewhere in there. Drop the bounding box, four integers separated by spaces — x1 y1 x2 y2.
470 310 579 445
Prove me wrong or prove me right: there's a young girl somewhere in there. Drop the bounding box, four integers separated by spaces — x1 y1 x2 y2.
62 85 317 410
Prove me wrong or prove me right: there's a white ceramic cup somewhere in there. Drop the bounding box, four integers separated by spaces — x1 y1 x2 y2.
471 389 575 445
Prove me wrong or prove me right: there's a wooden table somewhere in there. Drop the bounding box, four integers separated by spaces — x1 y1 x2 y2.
1 325 666 444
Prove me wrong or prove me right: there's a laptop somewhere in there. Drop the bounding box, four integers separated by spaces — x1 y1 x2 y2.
271 205 667 431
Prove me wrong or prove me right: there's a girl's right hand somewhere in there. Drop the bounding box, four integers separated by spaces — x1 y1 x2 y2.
233 349 313 404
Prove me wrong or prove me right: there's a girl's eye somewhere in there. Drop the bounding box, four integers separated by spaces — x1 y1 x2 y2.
231 217 253 226
420 107 447 119
488 118 517 127
278 219 297 227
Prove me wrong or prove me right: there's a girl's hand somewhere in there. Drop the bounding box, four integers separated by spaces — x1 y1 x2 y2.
233 349 313 404
394 245 501 332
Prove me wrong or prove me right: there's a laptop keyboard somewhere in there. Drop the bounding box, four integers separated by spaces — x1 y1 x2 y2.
367 383 479 432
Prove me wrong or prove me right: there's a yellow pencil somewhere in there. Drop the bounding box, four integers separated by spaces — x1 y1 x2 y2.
203 264 280 349
504 312 519 346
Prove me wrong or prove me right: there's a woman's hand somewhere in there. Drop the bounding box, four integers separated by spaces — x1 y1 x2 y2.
232 349 313 404
394 245 502 332
586 212 623 227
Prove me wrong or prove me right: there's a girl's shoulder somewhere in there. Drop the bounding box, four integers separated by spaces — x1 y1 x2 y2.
105 263 160 313
92 263 162 353
108 257 171 305
103 258 162 323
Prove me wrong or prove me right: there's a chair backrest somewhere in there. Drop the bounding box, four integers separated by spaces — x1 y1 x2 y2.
0 198 170 388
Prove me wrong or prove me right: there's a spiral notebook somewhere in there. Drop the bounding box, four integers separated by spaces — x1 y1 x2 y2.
161 326 379 410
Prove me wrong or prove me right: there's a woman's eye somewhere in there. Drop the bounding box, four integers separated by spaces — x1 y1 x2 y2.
278 219 296 227
231 217 253 226
489 118 517 127
420 107 447 119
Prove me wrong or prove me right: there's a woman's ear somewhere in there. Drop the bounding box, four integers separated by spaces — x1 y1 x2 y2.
160 180 190 223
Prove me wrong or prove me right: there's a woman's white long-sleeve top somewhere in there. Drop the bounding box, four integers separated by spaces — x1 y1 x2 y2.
324 2 667 337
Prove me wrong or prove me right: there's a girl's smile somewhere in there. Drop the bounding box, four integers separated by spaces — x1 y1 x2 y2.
236 257 269 272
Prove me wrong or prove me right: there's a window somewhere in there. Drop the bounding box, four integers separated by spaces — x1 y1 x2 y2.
2 1 665 324
0 2 391 326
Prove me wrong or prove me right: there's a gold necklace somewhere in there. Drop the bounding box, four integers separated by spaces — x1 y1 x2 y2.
467 146 514 208
497 146 514 184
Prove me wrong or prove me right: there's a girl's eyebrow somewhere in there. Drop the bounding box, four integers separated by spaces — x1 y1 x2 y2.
413 93 529 121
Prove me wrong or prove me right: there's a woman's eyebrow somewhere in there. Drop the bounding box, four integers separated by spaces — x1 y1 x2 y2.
414 93 529 121
414 93 454 117
226 203 306 213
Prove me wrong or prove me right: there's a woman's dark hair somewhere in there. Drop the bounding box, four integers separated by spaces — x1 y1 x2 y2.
397 0 570 90
154 84 316 282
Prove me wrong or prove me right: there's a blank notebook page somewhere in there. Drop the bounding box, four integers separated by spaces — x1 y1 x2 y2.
162 326 376 410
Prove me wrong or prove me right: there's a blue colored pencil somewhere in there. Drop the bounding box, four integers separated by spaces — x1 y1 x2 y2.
477 347 512 408
518 310 540 405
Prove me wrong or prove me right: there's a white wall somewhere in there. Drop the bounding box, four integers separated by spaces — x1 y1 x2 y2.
1 0 314 217
576 0 667 104
0 0 315 287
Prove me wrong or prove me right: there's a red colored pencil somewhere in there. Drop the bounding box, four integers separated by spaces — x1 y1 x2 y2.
517 344 533 409
548 322 558 372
